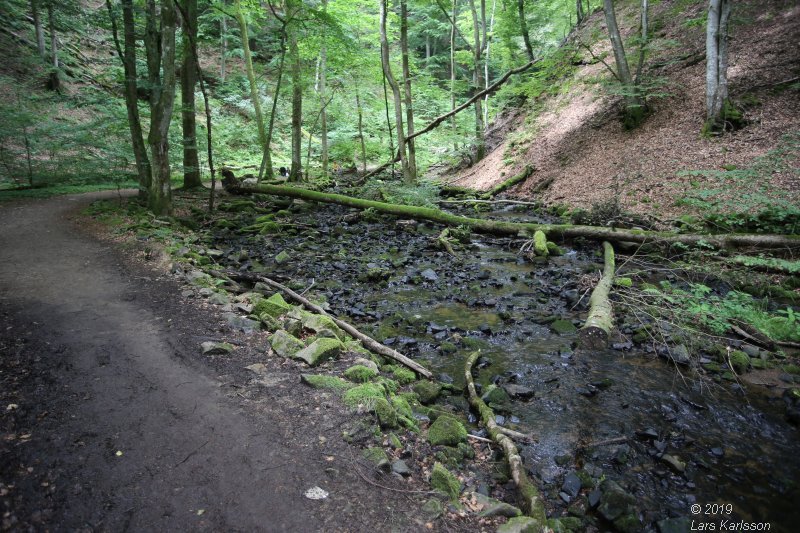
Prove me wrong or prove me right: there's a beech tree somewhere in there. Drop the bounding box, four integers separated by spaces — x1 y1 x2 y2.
144 0 178 215
180 0 201 189
602 0 646 128
705 0 732 132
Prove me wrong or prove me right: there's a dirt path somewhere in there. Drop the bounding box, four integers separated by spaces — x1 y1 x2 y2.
0 192 413 531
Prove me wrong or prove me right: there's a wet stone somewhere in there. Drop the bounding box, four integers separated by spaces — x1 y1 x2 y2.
562 472 582 498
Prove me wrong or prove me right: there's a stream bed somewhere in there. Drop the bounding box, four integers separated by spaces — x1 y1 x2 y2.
212 200 799 531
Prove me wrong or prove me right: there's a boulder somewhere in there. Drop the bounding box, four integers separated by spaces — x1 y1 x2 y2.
253 293 293 318
269 330 305 358
292 338 343 366
428 414 467 446
303 313 346 340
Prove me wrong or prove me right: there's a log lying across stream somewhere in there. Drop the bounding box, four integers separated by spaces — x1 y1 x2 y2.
228 181 800 250
464 351 547 523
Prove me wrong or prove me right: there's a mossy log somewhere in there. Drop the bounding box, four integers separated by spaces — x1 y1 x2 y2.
480 165 534 199
225 181 800 250
226 272 433 379
579 241 616 350
464 351 546 521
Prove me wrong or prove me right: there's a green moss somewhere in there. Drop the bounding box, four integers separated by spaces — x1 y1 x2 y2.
428 414 468 446
253 293 292 318
783 364 800 375
533 230 549 257
430 462 460 501
300 374 354 390
389 366 416 385
481 385 511 405
374 397 398 428
388 433 403 449
497 516 545 533
439 341 457 354
362 446 389 467
343 364 379 383
413 381 442 404
391 396 413 419
302 313 346 340
551 319 577 335
275 250 290 264
546 241 564 256
292 338 343 366
728 350 751 373
343 382 386 409
614 277 633 288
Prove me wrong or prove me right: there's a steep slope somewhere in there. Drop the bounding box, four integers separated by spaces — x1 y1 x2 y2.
449 0 800 216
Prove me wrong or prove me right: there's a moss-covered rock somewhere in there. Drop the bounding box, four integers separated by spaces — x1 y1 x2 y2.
481 384 511 405
292 338 343 366
253 293 292 318
413 381 442 404
362 446 390 471
269 330 305 358
300 374 354 390
546 241 564 256
551 319 578 335
302 313 346 340
388 365 416 385
274 250 290 264
496 516 545 533
430 462 460 501
391 396 413 419
428 414 467 446
374 397 398 428
343 382 386 408
343 364 379 383
728 350 751 373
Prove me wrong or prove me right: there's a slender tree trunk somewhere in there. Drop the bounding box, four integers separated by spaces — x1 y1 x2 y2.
576 0 585 24
181 0 201 189
220 15 227 82
145 0 178 216
233 0 269 180
484 0 496 125
706 0 732 130
451 0 457 151
355 81 367 173
319 0 329 178
31 0 46 58
603 0 645 127
400 0 416 183
106 0 152 200
379 0 408 182
47 3 59 91
469 0 485 161
518 0 534 61
289 27 303 181
263 30 287 181
634 0 648 84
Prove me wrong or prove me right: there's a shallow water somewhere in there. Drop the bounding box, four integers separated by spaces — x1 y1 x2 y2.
214 203 799 530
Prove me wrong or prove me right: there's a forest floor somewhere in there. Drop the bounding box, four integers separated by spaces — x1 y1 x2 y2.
0 191 469 532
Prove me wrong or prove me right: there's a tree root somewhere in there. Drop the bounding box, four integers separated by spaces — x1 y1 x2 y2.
464 351 546 521
226 272 433 379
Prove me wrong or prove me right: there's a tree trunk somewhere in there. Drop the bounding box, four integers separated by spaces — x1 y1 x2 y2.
469 0 485 161
705 0 732 130
106 0 152 200
289 27 303 182
47 3 59 91
518 0 534 61
379 0 409 182
319 0 329 178
450 0 458 151
576 0 585 24
400 0 417 183
603 0 645 127
634 0 648 84
145 0 178 216
228 181 800 251
220 15 227 83
181 0 201 189
263 30 287 181
31 0 46 58
233 0 269 180
579 242 616 349
355 82 367 173
484 0 496 125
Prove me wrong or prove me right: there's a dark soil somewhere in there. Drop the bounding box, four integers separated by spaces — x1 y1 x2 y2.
0 192 453 532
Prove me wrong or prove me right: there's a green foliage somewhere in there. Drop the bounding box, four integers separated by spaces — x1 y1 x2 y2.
359 179 440 207
645 283 799 343
676 132 800 234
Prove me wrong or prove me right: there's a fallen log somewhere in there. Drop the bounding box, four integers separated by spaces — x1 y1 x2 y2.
437 198 540 207
579 241 615 350
225 272 433 379
464 351 546 522
480 165 534 199
226 181 800 251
